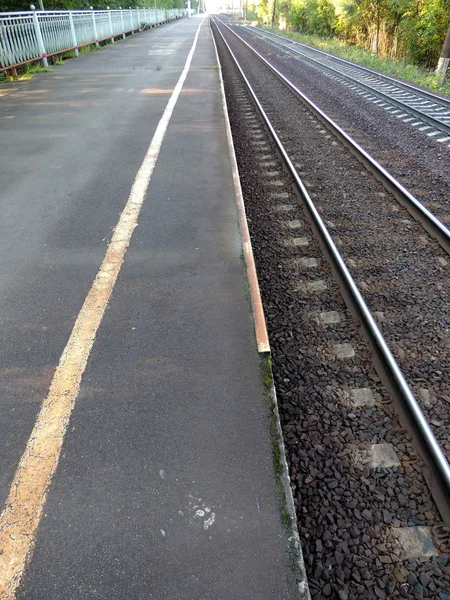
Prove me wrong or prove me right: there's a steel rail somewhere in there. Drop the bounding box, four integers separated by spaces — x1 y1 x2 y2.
212 15 450 525
239 24 450 137
250 25 450 110
216 17 450 257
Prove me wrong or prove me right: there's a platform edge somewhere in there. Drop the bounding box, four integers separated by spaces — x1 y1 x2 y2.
209 17 270 354
210 17 310 598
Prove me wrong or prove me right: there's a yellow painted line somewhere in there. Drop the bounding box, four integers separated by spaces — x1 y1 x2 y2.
0 16 205 599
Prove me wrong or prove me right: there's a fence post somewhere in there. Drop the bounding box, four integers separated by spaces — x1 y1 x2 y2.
106 6 114 43
119 7 126 38
68 11 79 56
31 6 48 67
129 8 135 34
90 7 100 47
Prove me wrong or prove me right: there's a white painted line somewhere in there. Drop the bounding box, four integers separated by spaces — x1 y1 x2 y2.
0 16 206 599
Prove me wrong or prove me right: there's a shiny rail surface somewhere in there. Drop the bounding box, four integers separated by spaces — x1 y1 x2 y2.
242 24 450 143
218 19 450 257
212 15 450 525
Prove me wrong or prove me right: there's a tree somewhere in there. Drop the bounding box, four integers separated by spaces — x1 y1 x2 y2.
436 20 450 81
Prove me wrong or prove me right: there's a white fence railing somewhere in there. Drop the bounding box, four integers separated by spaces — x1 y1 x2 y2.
0 7 184 71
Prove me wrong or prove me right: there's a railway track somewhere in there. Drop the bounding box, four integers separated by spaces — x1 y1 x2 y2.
235 23 450 146
212 15 450 600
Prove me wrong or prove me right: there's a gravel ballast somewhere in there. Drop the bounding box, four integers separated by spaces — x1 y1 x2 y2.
231 23 450 228
216 19 450 463
213 18 450 600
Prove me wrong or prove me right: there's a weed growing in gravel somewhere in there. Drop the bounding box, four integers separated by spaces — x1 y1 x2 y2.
261 26 450 97
260 355 288 503
262 354 273 393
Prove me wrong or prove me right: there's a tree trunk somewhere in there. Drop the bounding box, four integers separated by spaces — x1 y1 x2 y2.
436 21 450 84
376 5 380 56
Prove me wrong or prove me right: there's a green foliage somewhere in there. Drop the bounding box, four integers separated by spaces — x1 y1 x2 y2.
299 0 336 35
253 0 450 73
245 1 259 19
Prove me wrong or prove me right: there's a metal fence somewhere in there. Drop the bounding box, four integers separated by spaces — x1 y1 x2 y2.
0 7 185 71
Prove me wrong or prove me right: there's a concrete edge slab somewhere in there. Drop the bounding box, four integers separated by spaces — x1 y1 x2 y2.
210 18 270 354
211 19 310 598
266 367 311 599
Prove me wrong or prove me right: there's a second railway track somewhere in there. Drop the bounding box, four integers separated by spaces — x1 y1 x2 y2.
212 15 450 600
239 23 450 144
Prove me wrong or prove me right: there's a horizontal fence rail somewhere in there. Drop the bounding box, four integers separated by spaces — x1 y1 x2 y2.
0 7 184 71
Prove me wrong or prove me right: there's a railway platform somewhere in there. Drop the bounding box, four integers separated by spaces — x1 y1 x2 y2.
0 13 306 600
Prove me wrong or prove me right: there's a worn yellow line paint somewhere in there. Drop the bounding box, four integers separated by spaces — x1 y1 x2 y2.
0 17 205 599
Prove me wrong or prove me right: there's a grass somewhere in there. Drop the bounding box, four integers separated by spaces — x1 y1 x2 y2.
19 64 51 80
0 63 52 83
0 41 105 84
259 354 287 501
79 43 102 53
261 26 450 97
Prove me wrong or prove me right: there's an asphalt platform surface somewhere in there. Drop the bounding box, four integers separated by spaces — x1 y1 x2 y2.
0 15 302 599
